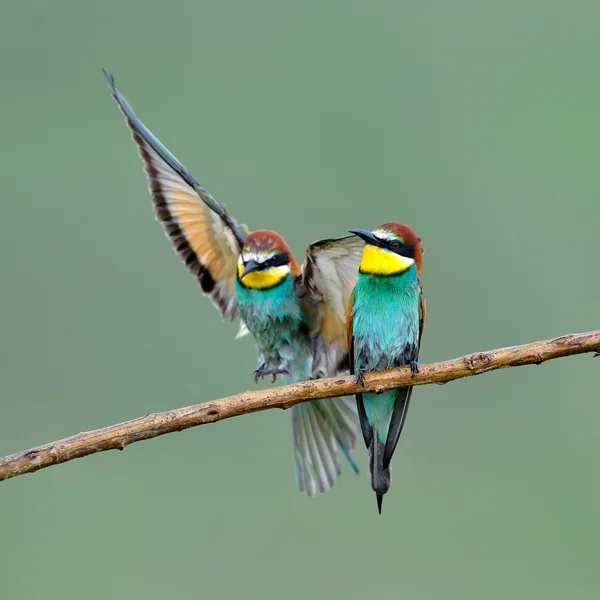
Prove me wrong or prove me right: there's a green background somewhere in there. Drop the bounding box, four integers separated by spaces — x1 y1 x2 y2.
1 0 599 597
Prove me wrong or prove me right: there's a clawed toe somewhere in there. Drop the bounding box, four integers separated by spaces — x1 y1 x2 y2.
409 360 420 376
253 366 265 384
354 370 366 387
253 365 289 383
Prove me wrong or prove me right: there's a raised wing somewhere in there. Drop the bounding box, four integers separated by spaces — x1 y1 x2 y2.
104 70 247 320
301 235 364 377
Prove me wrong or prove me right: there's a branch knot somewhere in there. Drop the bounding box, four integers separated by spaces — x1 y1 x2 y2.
464 352 492 370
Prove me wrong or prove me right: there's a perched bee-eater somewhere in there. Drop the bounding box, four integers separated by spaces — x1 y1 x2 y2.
103 71 364 496
347 223 425 513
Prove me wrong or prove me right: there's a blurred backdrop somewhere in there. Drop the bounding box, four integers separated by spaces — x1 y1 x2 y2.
1 0 599 598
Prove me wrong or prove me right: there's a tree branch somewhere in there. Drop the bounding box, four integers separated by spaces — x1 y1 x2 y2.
1 330 598 482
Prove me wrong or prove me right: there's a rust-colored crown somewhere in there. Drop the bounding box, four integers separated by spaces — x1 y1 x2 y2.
376 222 423 275
243 230 301 276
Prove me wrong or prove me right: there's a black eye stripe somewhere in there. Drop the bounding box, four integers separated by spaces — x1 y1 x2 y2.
245 252 289 269
377 238 414 259
268 252 289 267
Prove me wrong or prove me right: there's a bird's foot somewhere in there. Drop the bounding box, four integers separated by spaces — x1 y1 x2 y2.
311 367 327 380
253 364 266 384
253 365 289 383
354 370 366 387
409 360 420 377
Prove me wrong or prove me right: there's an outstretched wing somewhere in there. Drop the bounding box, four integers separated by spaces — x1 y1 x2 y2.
301 235 364 377
104 70 247 320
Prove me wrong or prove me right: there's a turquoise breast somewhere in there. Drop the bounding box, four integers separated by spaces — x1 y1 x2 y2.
352 265 420 372
234 275 312 382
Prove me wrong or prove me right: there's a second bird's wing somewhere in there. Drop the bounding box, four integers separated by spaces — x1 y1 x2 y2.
300 235 365 376
295 237 364 494
104 71 247 321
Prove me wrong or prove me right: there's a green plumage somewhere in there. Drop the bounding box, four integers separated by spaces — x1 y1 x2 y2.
350 262 424 512
235 276 312 382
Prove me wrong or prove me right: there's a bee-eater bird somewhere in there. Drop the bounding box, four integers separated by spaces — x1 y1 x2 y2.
103 71 364 496
347 223 425 513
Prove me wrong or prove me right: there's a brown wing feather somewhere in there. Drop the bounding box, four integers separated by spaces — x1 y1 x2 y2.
105 71 246 320
301 235 364 376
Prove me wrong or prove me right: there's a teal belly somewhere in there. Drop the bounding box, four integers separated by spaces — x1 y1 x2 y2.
352 270 420 372
235 276 313 382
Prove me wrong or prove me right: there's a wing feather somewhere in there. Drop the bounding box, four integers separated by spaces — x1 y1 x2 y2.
104 70 247 320
301 235 364 376
418 283 427 343
382 280 426 468
347 289 373 449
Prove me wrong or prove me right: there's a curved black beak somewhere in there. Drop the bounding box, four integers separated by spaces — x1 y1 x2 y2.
349 229 380 246
240 259 262 280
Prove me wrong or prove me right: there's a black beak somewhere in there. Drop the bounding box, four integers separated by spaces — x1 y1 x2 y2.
349 229 380 246
240 259 262 279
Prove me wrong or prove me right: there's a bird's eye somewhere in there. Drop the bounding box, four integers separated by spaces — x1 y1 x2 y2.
266 257 276 266
389 241 401 250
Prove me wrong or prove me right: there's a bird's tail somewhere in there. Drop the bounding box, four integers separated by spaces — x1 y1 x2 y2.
292 397 360 496
369 433 391 514
357 387 412 513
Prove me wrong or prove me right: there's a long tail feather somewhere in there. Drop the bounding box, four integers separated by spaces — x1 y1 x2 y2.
292 407 309 494
369 432 391 510
360 389 410 513
383 387 413 469
314 397 360 474
356 394 373 448
292 398 360 496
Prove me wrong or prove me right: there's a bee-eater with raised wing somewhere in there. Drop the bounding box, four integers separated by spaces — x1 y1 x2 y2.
347 223 425 513
103 71 364 496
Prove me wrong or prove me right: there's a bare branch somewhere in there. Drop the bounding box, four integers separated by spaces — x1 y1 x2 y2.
1 330 598 482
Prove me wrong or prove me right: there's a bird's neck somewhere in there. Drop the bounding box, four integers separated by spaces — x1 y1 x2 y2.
357 263 418 292
235 274 299 314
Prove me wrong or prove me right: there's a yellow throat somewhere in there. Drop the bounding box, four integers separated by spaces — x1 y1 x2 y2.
360 244 414 276
237 263 290 289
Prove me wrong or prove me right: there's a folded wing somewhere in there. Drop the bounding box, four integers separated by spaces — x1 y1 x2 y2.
104 70 247 320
